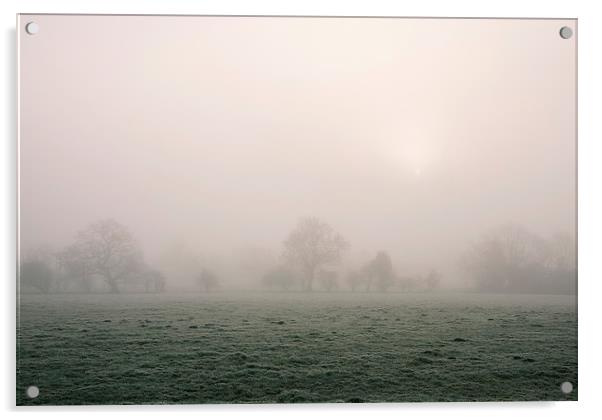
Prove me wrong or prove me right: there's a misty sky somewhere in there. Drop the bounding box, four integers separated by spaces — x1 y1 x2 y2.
19 16 576 281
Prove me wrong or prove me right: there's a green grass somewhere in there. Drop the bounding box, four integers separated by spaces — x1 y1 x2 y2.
16 292 577 405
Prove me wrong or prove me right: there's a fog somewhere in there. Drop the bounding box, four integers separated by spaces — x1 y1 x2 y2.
19 16 576 292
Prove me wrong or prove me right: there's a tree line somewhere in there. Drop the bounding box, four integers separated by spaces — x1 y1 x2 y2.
21 219 166 294
462 224 576 294
264 217 441 292
20 217 575 295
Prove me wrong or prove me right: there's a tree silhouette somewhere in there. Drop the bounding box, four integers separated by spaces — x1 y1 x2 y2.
197 268 219 292
463 224 576 294
72 219 142 293
363 251 395 292
283 217 347 291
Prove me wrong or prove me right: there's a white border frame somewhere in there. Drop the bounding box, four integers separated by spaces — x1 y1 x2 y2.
3 1 601 419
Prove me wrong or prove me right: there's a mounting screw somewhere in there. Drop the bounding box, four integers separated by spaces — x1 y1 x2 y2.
559 26 573 39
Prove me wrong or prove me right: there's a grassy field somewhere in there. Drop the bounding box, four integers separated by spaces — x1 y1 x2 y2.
16 292 577 405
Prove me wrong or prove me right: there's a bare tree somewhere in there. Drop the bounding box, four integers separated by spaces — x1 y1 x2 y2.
543 232 576 272
197 268 219 292
362 251 395 292
462 224 575 294
72 219 143 293
283 217 348 291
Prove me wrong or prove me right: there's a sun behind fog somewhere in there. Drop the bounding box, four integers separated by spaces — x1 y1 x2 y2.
389 139 436 177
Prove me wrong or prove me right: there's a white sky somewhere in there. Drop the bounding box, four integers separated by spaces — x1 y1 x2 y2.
19 16 576 278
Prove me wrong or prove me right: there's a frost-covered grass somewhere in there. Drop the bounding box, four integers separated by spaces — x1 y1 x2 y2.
16 292 577 405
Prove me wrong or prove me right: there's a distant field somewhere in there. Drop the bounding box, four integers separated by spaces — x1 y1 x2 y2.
16 292 577 405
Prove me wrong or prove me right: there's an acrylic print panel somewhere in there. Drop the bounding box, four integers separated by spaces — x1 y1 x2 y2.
17 15 577 405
